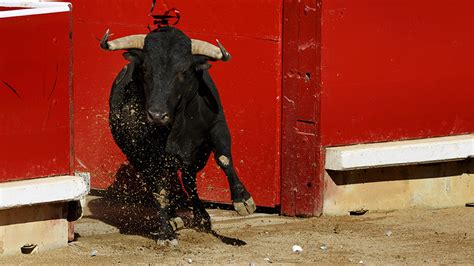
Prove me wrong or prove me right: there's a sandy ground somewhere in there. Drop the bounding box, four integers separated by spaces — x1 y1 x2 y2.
2 195 473 265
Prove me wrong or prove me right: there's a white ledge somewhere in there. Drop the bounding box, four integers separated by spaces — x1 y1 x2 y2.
325 134 474 171
0 2 71 18
0 175 89 210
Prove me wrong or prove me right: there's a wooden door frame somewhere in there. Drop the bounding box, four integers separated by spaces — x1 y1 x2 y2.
281 0 324 216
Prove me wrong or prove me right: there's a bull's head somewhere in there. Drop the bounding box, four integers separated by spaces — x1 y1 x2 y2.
100 27 230 125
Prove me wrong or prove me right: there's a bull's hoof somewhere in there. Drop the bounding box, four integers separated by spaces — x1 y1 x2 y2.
150 229 177 245
195 221 211 232
233 197 256 216
156 239 179 246
169 217 185 231
194 216 212 232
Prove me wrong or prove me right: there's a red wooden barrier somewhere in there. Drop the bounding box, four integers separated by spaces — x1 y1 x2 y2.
45 0 472 215
320 0 474 147
282 0 473 216
0 3 72 182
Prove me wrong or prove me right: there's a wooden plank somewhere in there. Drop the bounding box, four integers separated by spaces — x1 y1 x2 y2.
281 0 323 216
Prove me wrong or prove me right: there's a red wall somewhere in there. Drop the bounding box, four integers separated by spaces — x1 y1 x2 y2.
321 0 474 147
68 0 472 213
0 9 72 182
70 1 282 207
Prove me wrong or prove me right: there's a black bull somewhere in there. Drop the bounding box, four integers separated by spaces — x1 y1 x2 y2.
101 27 255 241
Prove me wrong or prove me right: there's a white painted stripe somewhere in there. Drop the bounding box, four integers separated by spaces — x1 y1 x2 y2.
0 2 70 18
325 134 474 170
0 175 89 210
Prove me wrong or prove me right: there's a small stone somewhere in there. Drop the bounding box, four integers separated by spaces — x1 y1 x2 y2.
350 209 368 216
169 239 179 246
90 249 97 257
20 244 38 254
187 258 193 264
292 245 303 253
156 239 179 246
359 260 364 264
320 244 328 250
385 230 393 237
264 257 272 263
250 262 257 266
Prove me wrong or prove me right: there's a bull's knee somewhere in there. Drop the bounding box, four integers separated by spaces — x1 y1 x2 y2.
217 155 231 168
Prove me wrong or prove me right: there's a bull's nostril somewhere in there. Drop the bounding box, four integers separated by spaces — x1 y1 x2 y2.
147 110 158 120
161 113 170 122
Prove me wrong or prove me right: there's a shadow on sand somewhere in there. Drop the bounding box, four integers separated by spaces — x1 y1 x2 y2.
85 163 246 246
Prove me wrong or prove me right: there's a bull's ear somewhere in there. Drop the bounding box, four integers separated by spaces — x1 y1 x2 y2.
193 55 212 72
195 62 212 71
122 49 143 64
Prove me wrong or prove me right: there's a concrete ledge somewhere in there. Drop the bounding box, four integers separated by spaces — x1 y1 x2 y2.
0 175 88 210
0 203 68 255
325 134 474 170
324 160 474 215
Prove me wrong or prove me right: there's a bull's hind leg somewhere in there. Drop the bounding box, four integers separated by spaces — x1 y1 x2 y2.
181 169 212 232
210 122 256 216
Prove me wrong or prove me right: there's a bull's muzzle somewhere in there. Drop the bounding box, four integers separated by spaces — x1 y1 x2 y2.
147 109 171 125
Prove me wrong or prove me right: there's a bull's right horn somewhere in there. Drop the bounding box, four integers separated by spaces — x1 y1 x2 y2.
100 29 146 51
191 39 231 61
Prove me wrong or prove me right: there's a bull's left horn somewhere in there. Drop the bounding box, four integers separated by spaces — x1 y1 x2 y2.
100 29 146 51
191 39 231 61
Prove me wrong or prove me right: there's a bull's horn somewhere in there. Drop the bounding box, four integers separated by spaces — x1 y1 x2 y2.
100 29 146 51
100 29 231 61
191 39 231 61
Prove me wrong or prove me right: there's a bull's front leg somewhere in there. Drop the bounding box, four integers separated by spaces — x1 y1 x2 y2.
211 122 256 216
215 153 256 216
147 171 177 244
152 188 177 242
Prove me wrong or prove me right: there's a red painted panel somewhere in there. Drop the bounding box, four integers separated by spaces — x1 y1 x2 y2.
194 34 281 206
321 0 474 147
72 0 281 41
0 10 72 182
70 1 282 207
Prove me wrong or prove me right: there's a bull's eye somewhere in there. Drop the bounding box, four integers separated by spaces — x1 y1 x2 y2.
143 68 151 79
